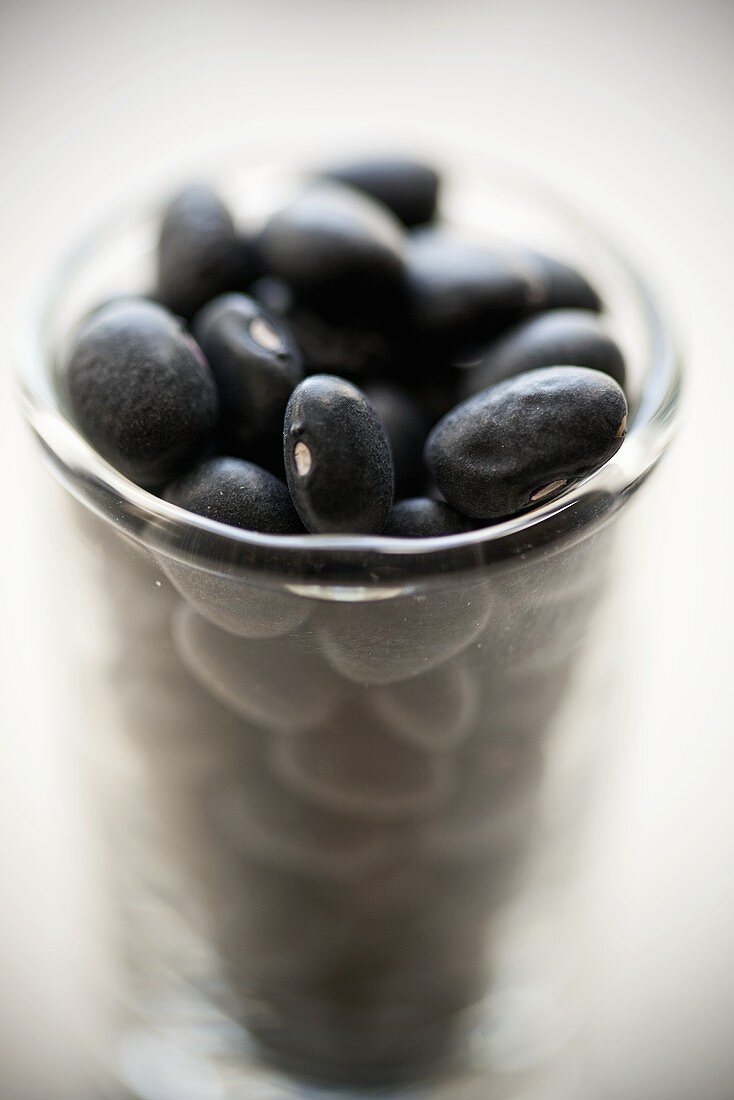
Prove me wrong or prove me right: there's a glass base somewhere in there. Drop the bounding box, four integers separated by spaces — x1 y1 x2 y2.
114 976 580 1100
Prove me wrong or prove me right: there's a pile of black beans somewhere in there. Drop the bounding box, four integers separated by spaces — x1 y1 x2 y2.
59 158 627 1090
61 156 628 536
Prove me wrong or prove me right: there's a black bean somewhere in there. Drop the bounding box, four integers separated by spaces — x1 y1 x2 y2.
405 231 541 350
268 701 453 822
384 498 467 539
287 306 397 380
80 292 166 323
164 455 302 534
402 369 464 427
426 366 628 520
529 250 603 313
460 308 626 399
163 569 311 639
62 298 219 487
156 183 258 320
369 657 480 751
259 183 405 322
161 458 310 636
173 605 349 734
210 761 398 882
192 293 302 452
319 156 440 228
284 375 394 534
362 382 428 496
252 276 398 381
317 579 494 685
250 274 296 316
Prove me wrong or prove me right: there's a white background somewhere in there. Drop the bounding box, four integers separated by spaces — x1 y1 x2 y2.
0 1 732 1097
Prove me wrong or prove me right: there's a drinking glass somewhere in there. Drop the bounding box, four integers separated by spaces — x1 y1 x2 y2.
17 156 681 1099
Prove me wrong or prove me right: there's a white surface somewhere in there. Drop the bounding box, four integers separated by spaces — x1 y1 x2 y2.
1 1 732 1097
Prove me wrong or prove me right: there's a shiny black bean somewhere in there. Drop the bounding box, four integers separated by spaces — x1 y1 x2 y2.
369 657 480 751
252 275 399 382
284 375 394 534
250 273 296 315
161 459 307 636
62 298 218 487
164 455 302 534
460 308 626 399
156 183 258 320
529 250 603 312
173 605 348 734
361 382 428 496
405 231 541 350
426 366 628 519
163 569 311 639
383 497 467 538
402 369 464 427
192 292 302 452
268 702 453 822
319 156 440 228
317 580 494 685
211 766 398 882
259 183 405 322
285 306 397 381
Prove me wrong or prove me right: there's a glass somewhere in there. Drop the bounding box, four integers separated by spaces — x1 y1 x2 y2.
17 156 681 1099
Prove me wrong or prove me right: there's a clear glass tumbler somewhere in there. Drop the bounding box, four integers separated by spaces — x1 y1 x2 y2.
18 158 681 1099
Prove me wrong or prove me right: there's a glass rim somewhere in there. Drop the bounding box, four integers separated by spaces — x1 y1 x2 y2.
15 155 683 582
